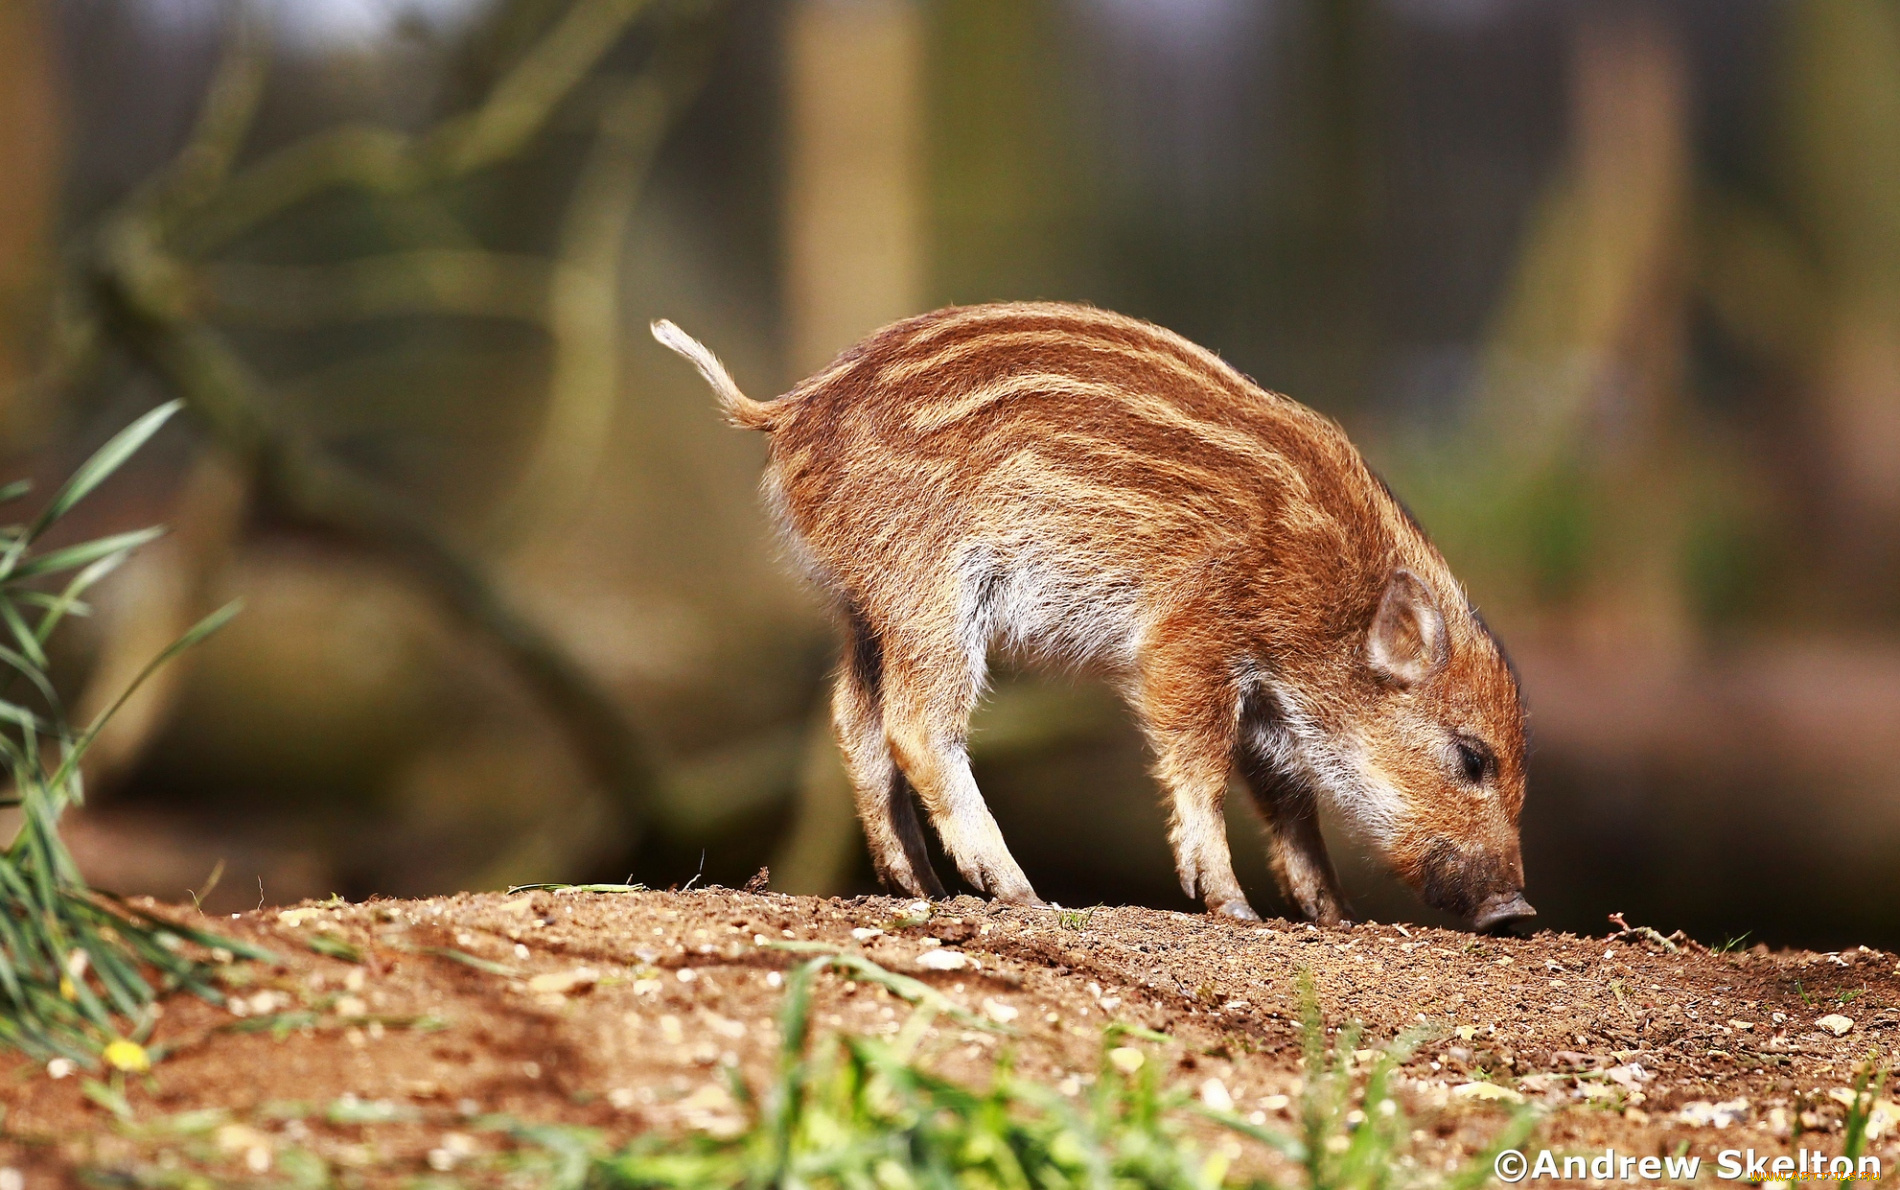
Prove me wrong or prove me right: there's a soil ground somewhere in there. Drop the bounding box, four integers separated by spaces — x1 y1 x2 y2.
2 889 1897 1186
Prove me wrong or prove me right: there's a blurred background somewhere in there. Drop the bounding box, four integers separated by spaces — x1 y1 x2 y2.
2 0 1896 948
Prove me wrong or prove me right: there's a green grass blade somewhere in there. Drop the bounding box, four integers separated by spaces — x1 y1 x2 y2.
1445 1107 1540 1190
0 908 31 1001
764 941 1002 1034
0 408 258 1066
1193 1105 1308 1163
0 598 48 672
1838 1061 1888 1190
416 946 512 975
12 591 92 616
0 642 60 706
19 401 182 549
77 926 155 1017
48 599 241 791
0 699 54 737
4 527 166 584
33 552 127 644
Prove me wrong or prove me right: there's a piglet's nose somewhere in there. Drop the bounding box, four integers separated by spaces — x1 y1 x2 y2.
1471 890 1536 934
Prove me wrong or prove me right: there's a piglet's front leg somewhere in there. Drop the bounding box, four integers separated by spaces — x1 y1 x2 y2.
1136 636 1263 923
1238 746 1354 926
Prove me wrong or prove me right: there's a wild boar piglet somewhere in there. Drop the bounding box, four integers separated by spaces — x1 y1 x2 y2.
654 302 1533 932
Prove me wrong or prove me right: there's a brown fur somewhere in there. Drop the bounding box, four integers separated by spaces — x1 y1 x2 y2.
654 303 1531 928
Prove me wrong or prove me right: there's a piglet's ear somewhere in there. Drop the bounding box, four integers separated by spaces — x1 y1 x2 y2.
1365 568 1447 688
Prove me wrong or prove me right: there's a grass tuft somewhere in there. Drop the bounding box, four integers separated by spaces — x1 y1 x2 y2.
1840 1053 1890 1189
539 958 1530 1189
1057 904 1102 931
74 948 1539 1187
0 403 265 1065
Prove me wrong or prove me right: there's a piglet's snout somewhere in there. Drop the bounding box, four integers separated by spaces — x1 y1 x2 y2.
1415 838 1531 931
1471 889 1537 933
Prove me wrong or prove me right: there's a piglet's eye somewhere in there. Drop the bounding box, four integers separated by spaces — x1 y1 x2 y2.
1454 739 1490 785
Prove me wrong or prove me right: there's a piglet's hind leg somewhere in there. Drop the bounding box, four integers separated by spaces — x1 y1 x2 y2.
832 654 942 898
879 642 1043 906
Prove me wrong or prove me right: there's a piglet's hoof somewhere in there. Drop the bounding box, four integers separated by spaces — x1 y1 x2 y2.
1307 899 1358 929
1210 900 1262 923
990 885 1049 910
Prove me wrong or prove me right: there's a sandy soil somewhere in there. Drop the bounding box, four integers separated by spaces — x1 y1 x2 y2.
1 889 1896 1186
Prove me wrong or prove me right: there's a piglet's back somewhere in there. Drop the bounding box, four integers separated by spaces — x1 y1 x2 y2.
768 304 1412 604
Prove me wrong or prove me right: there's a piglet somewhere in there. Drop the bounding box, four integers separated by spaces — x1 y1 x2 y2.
654 302 1534 932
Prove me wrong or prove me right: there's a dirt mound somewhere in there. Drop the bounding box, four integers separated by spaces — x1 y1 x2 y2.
2 889 1896 1185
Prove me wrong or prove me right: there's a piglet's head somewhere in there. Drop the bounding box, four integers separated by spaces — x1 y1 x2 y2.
1354 568 1533 933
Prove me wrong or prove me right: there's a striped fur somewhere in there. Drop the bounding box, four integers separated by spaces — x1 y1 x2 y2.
655 302 1531 929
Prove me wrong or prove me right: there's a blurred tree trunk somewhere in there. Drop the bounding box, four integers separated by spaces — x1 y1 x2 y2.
774 0 926 893
1474 8 1693 656
1691 0 1900 619
782 0 925 375
1290 0 1387 415
925 1 1081 307
0 0 61 437
1785 0 1900 608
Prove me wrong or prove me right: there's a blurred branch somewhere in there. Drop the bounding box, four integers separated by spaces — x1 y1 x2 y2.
204 250 557 326
489 76 671 543
177 126 424 254
62 0 717 844
201 30 712 547
90 290 662 838
433 0 658 175
136 11 270 236
178 0 657 254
